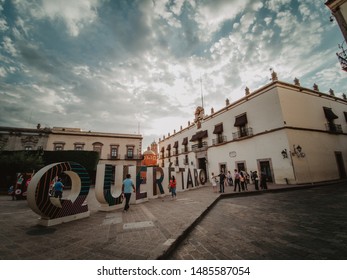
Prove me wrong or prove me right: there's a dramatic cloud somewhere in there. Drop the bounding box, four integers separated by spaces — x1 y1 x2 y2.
0 0 345 150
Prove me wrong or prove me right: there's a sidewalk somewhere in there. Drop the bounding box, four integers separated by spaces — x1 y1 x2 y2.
0 182 337 260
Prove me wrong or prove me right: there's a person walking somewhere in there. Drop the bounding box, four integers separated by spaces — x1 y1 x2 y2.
169 175 177 199
218 171 226 193
240 171 248 191
253 171 259 190
234 169 241 192
53 178 64 199
211 172 218 193
260 171 268 190
226 170 233 187
122 174 135 212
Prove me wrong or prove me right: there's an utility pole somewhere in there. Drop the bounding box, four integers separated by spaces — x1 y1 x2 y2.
200 74 204 109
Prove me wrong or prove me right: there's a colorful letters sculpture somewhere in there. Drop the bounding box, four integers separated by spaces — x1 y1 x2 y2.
28 162 207 226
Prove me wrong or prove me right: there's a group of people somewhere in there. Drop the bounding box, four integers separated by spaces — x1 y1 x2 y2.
211 169 268 193
8 174 32 200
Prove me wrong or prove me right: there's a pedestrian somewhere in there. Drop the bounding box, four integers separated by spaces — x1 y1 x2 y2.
253 171 259 190
169 175 177 199
122 174 135 212
218 170 226 193
8 184 15 200
211 172 218 193
53 178 64 199
250 171 254 184
240 171 248 191
234 169 241 192
226 170 233 187
260 171 268 190
15 174 24 200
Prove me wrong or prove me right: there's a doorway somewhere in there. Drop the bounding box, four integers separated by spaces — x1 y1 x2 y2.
198 157 207 174
335 152 346 179
258 160 273 183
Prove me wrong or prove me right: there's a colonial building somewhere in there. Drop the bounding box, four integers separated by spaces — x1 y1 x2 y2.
0 124 50 151
0 126 143 166
325 0 347 71
141 141 159 166
158 75 347 185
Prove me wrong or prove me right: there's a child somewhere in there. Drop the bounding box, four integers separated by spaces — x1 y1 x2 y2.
211 172 218 193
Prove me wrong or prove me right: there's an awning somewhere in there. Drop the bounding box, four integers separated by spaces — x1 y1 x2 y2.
323 107 338 121
166 144 171 150
173 141 178 148
213 123 223 134
190 130 208 142
234 113 248 126
182 137 188 145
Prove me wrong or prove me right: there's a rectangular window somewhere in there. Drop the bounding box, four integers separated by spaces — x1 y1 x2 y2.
54 143 65 151
111 147 118 158
74 145 84 151
127 147 134 158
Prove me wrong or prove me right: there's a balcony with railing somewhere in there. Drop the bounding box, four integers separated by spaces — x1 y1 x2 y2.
232 127 253 140
124 154 143 160
191 141 208 152
325 123 343 133
212 135 227 145
108 154 120 160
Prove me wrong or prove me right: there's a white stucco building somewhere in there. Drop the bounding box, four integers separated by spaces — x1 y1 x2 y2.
158 76 347 185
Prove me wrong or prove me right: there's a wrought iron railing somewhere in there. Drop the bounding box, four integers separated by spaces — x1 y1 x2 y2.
232 128 253 140
212 135 227 145
325 123 343 133
191 141 208 152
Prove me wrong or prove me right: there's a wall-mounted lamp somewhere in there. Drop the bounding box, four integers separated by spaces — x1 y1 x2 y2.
330 15 334 22
281 149 288 159
292 145 305 158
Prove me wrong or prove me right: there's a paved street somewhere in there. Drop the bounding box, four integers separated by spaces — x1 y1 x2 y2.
170 182 347 260
0 181 346 260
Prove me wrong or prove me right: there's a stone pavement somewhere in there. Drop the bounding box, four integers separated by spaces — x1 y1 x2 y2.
170 181 347 260
0 181 345 260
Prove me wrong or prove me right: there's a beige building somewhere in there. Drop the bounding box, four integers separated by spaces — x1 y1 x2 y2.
158 74 347 185
325 0 347 71
0 126 143 166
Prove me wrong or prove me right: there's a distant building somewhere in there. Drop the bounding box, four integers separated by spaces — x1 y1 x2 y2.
0 126 143 166
158 76 347 185
141 141 158 166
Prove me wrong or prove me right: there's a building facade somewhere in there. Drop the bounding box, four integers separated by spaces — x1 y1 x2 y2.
141 141 159 166
158 77 347 185
0 126 143 166
325 0 347 71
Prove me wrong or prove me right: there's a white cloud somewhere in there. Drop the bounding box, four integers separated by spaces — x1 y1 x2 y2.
195 0 252 41
13 0 101 36
0 18 8 31
2 36 17 57
0 66 7 77
266 0 291 12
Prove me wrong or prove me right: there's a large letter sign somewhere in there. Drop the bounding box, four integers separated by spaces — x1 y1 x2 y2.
27 162 91 226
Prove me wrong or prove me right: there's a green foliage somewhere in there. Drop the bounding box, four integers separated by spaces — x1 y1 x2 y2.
42 151 99 171
0 150 99 173
0 151 44 173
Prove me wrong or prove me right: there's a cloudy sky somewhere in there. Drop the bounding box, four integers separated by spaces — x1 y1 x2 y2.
0 0 346 151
